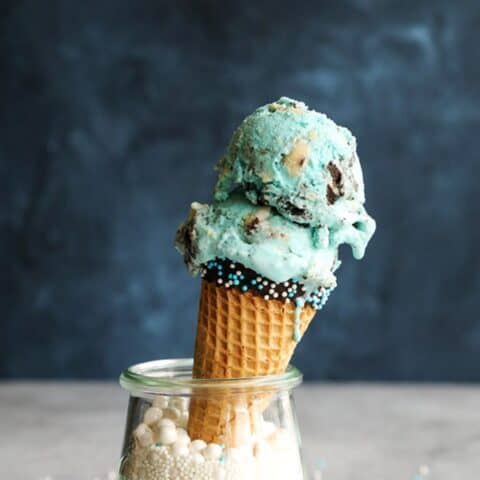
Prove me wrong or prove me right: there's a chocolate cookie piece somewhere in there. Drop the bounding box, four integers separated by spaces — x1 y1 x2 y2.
175 207 199 267
326 161 344 205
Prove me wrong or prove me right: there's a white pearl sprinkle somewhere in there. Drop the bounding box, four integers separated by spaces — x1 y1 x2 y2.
152 396 169 409
264 295 270 300
143 406 163 426
203 443 223 460
134 423 154 448
283 281 290 286
175 428 191 445
268 289 274 295
230 263 235 268
171 442 189 456
192 452 205 464
263 280 268 285
256 276 262 282
270 283 277 288
157 424 177 445
281 292 287 298
169 397 187 411
273 292 279 298
158 418 176 428
236 270 242 276
224 447 243 461
190 439 207 452
177 412 188 429
163 407 181 422
217 278 223 284
286 298 291 304
214 467 227 480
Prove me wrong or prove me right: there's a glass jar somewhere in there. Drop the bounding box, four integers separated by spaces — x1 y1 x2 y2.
118 358 308 480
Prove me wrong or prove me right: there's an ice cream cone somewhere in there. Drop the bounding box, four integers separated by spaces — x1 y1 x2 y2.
176 98 376 450
187 279 316 446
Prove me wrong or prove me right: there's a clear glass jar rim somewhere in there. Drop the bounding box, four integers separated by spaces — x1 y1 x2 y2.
120 358 302 395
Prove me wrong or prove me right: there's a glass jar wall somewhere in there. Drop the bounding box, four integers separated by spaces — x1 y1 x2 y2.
119 359 307 480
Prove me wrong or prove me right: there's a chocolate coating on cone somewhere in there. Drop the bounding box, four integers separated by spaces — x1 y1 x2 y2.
202 257 333 310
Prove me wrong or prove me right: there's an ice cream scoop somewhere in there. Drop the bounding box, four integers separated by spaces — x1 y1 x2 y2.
176 195 338 290
214 97 372 235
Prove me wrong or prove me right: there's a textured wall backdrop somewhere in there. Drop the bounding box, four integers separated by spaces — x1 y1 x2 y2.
2 0 479 379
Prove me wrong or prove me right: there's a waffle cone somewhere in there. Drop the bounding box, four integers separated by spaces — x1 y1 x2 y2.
187 279 316 446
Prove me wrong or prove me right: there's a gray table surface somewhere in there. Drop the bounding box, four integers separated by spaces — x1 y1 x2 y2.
1 383 479 480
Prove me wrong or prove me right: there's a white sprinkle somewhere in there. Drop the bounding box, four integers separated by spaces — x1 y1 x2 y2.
256 276 262 282
286 298 291 304
134 423 154 448
301 286 307 291
273 292 279 298
287 287 292 292
192 452 205 464
214 467 227 480
175 427 191 445
157 424 177 445
263 280 268 285
236 270 242 276
178 412 188 429
283 281 290 286
171 442 189 456
158 418 176 428
230 263 235 268
163 407 181 422
281 292 287 298
190 439 207 452
217 279 223 284
264 295 270 300
143 406 163 426
268 289 274 295
170 396 188 411
153 396 169 409
203 443 223 460
270 283 277 288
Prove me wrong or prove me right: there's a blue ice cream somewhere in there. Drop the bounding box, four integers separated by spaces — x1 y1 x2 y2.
176 97 375 294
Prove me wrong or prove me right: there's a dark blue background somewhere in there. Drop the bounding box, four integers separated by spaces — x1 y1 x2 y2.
2 0 479 380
